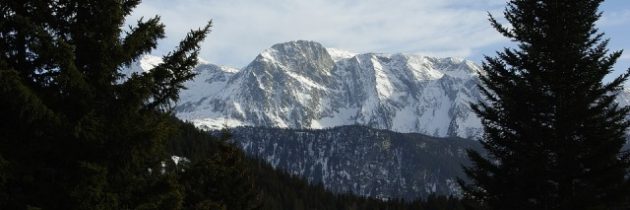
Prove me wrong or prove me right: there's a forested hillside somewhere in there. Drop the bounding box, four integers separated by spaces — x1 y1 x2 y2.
225 126 483 200
168 120 467 210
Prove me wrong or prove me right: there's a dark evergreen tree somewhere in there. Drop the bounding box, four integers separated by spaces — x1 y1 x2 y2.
0 0 210 209
174 127 261 210
461 0 630 209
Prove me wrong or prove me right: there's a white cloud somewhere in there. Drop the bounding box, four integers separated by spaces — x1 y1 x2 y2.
126 0 509 67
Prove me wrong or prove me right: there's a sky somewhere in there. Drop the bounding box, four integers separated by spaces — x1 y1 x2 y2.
126 0 630 80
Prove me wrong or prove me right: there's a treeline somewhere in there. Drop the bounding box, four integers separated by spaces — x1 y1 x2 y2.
168 120 466 210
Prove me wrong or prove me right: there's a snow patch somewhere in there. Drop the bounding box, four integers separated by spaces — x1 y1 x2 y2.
326 48 357 61
139 55 163 71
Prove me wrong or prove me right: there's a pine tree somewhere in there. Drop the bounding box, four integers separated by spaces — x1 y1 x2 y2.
0 0 210 209
174 127 262 210
461 0 630 209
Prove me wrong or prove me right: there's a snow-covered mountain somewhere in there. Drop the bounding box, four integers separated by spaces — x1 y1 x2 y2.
130 40 630 139
168 40 484 138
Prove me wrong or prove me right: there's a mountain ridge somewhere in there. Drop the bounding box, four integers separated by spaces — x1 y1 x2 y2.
167 40 484 138
128 40 630 138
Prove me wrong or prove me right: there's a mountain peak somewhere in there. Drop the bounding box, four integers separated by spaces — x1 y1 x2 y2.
256 40 333 68
270 40 325 51
249 40 335 81
172 41 486 137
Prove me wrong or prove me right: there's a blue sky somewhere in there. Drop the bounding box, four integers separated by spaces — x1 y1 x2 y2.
127 0 630 80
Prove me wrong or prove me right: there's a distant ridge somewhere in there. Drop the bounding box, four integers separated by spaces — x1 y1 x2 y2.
127 40 630 138
163 40 484 138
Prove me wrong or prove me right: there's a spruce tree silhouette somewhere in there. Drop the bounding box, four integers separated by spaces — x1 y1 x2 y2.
461 0 630 209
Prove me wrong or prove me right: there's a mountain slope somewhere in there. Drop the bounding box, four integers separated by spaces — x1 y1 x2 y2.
168 121 466 209
129 40 630 139
173 40 484 138
227 125 483 200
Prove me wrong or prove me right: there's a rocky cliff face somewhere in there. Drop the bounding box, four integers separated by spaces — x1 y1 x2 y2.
174 40 484 138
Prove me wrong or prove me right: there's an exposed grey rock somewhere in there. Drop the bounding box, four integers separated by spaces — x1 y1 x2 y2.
173 40 485 138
